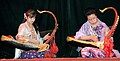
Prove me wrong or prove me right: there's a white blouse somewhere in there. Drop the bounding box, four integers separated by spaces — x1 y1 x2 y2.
16 22 43 44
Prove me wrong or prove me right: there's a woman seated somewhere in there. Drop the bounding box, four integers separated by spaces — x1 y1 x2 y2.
14 9 51 59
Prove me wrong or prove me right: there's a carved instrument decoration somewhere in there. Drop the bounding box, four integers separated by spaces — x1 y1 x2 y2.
37 10 59 57
99 7 119 57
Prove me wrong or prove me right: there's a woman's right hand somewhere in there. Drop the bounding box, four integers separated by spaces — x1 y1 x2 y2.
26 39 39 45
89 35 99 42
17 36 39 45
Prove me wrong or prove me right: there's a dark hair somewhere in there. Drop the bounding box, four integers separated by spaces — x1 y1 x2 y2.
25 9 37 18
23 9 37 23
85 8 97 17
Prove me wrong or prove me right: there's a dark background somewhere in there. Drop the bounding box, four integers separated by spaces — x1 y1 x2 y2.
0 0 120 58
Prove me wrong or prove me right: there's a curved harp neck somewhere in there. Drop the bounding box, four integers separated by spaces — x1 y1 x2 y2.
99 7 119 37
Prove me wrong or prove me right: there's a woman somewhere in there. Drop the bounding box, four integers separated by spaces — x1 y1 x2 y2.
75 8 110 58
15 9 50 59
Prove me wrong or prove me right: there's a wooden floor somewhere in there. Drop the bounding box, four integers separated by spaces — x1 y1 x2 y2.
0 58 120 61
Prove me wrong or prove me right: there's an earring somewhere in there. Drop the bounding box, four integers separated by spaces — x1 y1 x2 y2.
24 13 27 19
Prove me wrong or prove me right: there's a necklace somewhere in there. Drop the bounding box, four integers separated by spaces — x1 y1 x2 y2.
25 22 37 39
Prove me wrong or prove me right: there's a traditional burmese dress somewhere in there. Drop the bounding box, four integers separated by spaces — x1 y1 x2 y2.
75 20 109 58
15 22 47 59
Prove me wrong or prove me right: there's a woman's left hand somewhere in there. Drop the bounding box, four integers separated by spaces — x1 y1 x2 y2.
43 33 51 40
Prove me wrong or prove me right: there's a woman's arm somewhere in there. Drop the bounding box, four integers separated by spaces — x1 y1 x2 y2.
16 23 39 44
78 35 99 42
16 35 39 45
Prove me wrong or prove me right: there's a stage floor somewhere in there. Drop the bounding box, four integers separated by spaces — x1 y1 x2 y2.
0 58 120 61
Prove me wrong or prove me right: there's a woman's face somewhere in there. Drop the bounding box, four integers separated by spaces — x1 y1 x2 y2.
26 16 35 24
87 14 98 25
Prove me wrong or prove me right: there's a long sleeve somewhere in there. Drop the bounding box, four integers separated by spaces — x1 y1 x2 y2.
75 24 86 39
16 23 26 40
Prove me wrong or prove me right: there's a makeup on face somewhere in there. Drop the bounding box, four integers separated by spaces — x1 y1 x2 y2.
87 14 98 25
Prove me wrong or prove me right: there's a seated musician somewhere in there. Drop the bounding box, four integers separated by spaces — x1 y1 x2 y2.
74 8 120 58
14 9 51 59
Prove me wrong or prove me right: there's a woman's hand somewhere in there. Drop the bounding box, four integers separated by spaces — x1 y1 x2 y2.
43 33 51 40
89 35 99 42
16 36 39 44
28 39 39 44
78 35 99 42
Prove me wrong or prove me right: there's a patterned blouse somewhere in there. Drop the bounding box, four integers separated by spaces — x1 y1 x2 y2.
75 19 109 42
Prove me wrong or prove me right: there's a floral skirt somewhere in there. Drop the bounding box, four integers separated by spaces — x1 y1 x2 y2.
81 47 105 58
19 50 45 59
